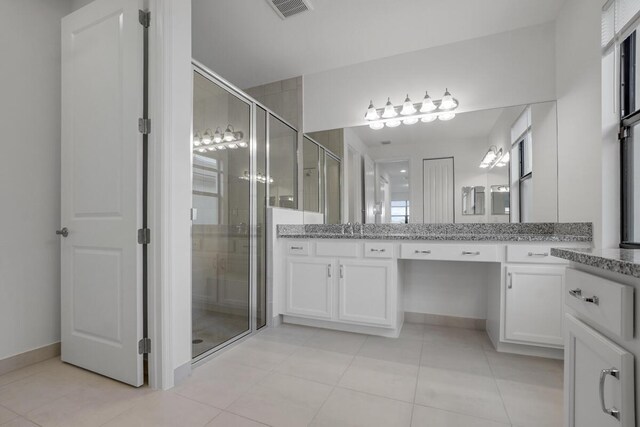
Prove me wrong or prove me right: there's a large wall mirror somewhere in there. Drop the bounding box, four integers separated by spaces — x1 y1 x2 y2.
305 101 558 224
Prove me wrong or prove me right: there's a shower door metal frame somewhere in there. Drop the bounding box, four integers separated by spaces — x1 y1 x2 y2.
191 61 257 364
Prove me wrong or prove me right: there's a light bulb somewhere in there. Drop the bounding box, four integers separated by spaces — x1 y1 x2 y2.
202 129 213 145
382 98 398 118
479 163 489 168
217 144 226 150
420 114 437 123
369 122 385 130
227 143 238 149
365 100 380 121
438 112 456 121
223 125 235 142
213 127 222 143
238 141 248 148
403 117 419 125
400 94 416 116
198 148 206 153
207 146 217 151
439 89 458 111
420 92 437 113
193 132 202 146
386 119 401 128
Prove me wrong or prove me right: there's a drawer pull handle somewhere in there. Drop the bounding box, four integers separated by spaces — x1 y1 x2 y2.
327 264 332 278
462 251 481 256
415 250 432 254
340 265 344 279
290 246 303 250
370 248 386 252
569 288 599 305
527 252 549 257
599 368 621 420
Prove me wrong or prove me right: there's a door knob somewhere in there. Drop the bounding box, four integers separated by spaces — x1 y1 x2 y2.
56 227 69 237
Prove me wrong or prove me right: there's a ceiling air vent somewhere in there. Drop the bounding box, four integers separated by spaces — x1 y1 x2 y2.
267 0 313 19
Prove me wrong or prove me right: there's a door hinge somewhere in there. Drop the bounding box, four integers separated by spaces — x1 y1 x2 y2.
138 118 151 135
138 337 151 354
139 10 150 28
137 228 151 244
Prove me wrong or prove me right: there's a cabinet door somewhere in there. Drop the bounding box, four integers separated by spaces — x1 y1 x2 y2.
504 265 564 346
338 260 394 326
286 258 334 319
565 314 635 427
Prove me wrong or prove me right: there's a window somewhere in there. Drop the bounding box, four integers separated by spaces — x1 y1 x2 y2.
620 31 640 247
391 200 410 223
518 133 533 223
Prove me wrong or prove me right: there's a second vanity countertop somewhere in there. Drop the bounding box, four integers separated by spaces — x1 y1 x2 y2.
277 222 593 243
550 247 640 278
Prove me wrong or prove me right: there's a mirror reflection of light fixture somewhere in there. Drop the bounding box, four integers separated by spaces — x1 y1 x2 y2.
479 146 504 169
382 98 398 118
202 129 213 145
365 89 459 129
495 151 510 167
193 132 202 146
223 125 235 142
213 127 222 143
239 171 274 184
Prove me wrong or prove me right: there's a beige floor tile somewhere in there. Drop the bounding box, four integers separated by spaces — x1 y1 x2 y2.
357 336 423 365
205 411 268 427
496 379 563 427
423 325 486 348
338 356 418 402
227 373 332 427
25 380 152 427
1 418 39 427
421 342 493 376
275 347 353 385
303 329 367 355
0 405 18 424
411 404 510 427
101 392 220 427
0 372 84 415
253 324 318 345
174 359 269 409
310 387 413 427
485 349 563 388
216 338 300 371
415 367 510 424
398 323 425 340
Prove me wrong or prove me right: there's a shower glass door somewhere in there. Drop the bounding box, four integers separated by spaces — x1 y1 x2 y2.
192 70 252 359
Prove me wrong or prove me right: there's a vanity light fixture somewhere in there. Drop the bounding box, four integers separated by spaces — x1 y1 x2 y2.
479 146 507 169
382 98 398 119
193 125 246 153
240 171 274 184
365 89 459 130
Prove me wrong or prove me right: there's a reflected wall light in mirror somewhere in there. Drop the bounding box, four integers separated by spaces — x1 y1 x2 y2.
479 145 508 169
193 125 247 152
365 89 459 130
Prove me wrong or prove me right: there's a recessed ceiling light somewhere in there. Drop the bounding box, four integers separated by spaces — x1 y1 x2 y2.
400 169 407 173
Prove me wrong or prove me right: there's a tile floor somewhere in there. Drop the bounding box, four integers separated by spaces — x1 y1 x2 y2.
0 323 563 427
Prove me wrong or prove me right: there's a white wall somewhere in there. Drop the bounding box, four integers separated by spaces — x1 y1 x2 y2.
70 0 92 11
0 0 71 361
555 0 603 246
304 23 556 133
342 128 370 222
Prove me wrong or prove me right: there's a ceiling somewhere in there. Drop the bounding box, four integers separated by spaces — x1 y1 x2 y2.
192 0 564 89
352 107 506 147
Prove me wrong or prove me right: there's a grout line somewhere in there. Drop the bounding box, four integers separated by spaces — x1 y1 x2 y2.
482 346 514 426
409 328 426 426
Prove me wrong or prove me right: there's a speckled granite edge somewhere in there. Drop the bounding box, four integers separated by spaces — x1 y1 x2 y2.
551 247 640 278
277 222 592 242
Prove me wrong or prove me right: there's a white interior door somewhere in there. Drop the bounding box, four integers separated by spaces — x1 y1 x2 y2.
61 0 144 386
423 158 454 223
363 157 375 223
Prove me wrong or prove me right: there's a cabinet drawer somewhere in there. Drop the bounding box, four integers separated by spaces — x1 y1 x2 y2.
565 268 634 340
507 245 567 264
364 242 394 259
400 243 497 262
287 241 309 256
316 241 359 258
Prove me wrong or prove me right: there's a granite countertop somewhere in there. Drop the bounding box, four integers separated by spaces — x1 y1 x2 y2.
277 223 593 243
550 247 640 278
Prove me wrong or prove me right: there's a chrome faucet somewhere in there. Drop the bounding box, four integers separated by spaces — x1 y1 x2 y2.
343 222 353 236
